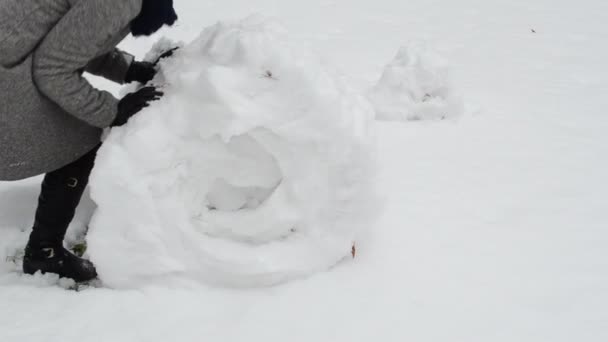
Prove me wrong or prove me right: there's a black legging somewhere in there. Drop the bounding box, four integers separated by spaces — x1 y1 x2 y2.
28 145 100 247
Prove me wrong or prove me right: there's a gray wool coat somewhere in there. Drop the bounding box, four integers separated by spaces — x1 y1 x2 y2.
0 0 143 181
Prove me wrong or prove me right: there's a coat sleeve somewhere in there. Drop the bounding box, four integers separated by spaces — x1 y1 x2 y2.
85 49 135 85
32 0 141 129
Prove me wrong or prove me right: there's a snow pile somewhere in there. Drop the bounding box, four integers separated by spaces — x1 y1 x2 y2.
368 43 464 121
87 16 377 289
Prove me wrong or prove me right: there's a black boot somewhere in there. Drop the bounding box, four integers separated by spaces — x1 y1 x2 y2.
23 145 100 282
23 243 97 283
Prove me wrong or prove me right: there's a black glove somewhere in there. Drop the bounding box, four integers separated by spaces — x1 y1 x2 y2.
124 48 179 84
125 61 157 84
153 47 179 66
113 87 163 127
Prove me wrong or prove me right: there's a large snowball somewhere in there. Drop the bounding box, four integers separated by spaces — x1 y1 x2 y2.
87 16 377 289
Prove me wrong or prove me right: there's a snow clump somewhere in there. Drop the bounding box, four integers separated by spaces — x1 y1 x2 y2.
368 42 464 121
87 16 377 289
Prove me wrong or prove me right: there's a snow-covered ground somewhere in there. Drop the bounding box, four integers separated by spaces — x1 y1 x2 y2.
1 0 608 341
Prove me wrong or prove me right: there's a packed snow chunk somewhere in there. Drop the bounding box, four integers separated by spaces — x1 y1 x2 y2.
87 16 377 289
368 42 464 121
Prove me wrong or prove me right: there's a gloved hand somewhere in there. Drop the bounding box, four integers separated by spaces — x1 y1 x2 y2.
124 48 179 84
125 61 157 84
153 47 179 66
113 87 163 127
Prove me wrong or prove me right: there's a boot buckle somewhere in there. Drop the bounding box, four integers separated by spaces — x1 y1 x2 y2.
67 178 78 188
42 248 55 259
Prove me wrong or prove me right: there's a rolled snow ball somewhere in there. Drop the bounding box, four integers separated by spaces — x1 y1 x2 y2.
87 15 377 289
368 42 464 121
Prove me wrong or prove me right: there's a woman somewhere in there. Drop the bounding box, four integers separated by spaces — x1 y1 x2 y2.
0 0 178 282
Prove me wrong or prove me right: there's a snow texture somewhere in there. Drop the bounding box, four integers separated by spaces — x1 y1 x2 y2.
368 42 464 121
87 16 377 289
2 1 608 341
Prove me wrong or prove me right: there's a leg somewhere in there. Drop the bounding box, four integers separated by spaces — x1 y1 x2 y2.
28 145 100 246
23 145 101 282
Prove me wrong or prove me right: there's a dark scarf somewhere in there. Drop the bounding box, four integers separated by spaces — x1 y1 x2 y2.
131 0 178 37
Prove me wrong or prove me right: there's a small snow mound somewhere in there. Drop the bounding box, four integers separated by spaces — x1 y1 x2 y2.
368 42 464 121
87 16 377 289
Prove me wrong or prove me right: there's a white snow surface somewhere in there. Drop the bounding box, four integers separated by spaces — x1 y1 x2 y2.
87 16 377 288
1 0 608 341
